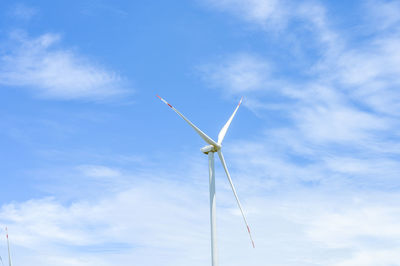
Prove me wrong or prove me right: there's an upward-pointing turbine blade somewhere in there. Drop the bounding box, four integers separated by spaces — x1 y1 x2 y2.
157 95 219 147
217 150 255 248
218 97 243 145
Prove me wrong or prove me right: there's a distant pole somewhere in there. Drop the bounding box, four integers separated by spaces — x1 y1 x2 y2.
5 227 11 266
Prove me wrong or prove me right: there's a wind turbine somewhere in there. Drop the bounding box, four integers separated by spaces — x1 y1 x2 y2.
5 227 12 266
157 95 254 266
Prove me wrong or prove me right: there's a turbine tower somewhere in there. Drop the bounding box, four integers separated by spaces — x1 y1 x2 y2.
157 95 254 266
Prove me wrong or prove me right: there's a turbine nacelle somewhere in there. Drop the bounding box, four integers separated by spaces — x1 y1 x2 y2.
201 144 220 154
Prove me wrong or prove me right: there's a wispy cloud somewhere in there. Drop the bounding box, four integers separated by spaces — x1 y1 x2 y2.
77 165 122 179
9 3 38 20
0 32 128 101
199 54 273 94
364 0 400 31
199 0 400 152
0 169 212 266
2 169 400 265
199 7 400 263
1 1 400 265
202 0 289 29
306 195 400 265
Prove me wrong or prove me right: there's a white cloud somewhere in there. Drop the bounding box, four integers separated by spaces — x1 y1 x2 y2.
364 0 400 31
1 1 400 265
200 54 273 93
334 38 400 86
308 205 400 249
2 175 400 265
202 0 340 53
328 37 400 115
295 104 387 143
199 0 400 180
0 175 212 266
306 198 400 266
0 33 127 100
334 249 400 266
203 0 288 29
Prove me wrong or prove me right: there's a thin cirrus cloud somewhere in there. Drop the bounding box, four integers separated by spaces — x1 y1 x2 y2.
363 0 400 31
9 3 38 20
77 165 122 179
196 0 400 202
0 33 127 101
200 0 399 146
202 0 288 29
198 9 400 266
199 54 272 94
197 2 400 264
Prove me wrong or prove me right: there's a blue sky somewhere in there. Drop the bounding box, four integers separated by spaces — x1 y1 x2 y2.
1 0 400 265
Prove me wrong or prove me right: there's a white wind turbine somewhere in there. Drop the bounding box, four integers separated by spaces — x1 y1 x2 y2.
5 227 12 266
157 95 254 266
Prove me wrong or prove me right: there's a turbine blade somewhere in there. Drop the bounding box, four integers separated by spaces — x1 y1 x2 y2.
157 95 219 147
218 97 243 145
217 150 255 248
